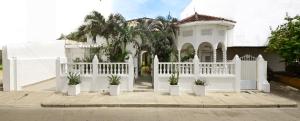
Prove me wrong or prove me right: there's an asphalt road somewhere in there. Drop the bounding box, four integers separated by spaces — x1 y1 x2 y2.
0 81 299 121
0 107 299 121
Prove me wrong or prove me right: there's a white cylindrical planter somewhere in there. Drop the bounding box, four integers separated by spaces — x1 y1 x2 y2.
109 85 120 96
169 85 180 96
68 84 80 96
194 85 206 96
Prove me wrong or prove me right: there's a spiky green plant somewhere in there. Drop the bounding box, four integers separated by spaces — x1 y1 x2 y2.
108 75 121 85
67 72 81 85
194 79 206 86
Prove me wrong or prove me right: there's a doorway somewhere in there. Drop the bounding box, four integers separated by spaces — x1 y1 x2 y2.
134 51 153 91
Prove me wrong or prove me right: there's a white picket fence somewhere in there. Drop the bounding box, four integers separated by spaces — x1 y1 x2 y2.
56 55 134 93
153 55 270 92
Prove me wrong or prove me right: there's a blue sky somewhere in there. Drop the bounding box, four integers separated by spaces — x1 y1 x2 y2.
112 0 191 19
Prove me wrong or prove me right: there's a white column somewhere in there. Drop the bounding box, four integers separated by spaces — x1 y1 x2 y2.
223 48 227 62
256 55 270 92
92 55 99 92
154 55 159 92
56 57 61 92
213 49 217 74
128 55 134 91
223 48 228 74
193 55 199 79
213 49 217 63
233 55 241 92
12 57 22 91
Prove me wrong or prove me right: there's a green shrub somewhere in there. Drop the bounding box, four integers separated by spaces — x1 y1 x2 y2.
169 72 179 85
108 75 121 85
194 79 206 86
67 72 81 85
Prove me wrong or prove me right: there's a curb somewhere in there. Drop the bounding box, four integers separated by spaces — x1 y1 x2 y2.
41 103 298 108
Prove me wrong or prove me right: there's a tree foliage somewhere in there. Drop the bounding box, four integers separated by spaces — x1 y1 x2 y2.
61 11 179 62
267 15 300 63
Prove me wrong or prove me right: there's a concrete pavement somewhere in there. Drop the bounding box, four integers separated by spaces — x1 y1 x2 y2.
0 81 299 121
40 91 297 108
0 88 296 108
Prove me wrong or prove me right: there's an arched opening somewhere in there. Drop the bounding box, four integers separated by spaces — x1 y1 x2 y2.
216 42 224 62
198 42 213 62
140 51 151 76
180 43 195 62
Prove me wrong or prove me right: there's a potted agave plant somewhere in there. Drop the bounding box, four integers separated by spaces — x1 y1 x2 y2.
194 79 207 96
169 72 180 96
108 75 121 96
67 72 81 96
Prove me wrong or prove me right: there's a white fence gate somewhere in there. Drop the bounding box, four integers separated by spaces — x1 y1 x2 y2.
240 55 257 90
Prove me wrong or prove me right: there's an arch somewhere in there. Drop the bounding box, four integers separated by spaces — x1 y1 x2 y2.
216 42 226 62
198 42 213 62
180 43 195 62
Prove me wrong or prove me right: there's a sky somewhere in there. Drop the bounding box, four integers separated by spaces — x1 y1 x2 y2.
0 0 190 47
0 0 300 47
111 0 191 19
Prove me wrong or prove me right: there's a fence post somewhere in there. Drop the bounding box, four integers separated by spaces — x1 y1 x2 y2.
233 55 241 92
92 55 99 92
7 57 18 91
256 55 270 92
55 57 61 92
193 55 199 79
154 55 159 92
128 55 134 91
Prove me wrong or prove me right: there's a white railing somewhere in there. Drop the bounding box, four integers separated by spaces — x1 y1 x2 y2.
57 55 134 78
198 62 235 75
158 62 194 75
60 63 93 76
60 62 130 76
98 63 129 75
157 62 235 76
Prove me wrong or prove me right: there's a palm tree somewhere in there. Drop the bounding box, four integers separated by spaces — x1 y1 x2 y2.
104 13 140 62
83 11 106 40
142 15 179 62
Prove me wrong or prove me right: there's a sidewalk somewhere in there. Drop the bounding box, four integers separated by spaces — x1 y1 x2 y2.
0 90 296 108
41 91 297 108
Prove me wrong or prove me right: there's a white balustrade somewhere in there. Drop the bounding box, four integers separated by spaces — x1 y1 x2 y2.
157 62 234 76
60 63 93 76
158 62 194 75
198 62 235 75
59 62 130 76
98 63 129 75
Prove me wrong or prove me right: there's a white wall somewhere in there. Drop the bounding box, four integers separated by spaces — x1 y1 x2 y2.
58 76 130 93
16 58 57 87
157 76 236 92
2 41 65 91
